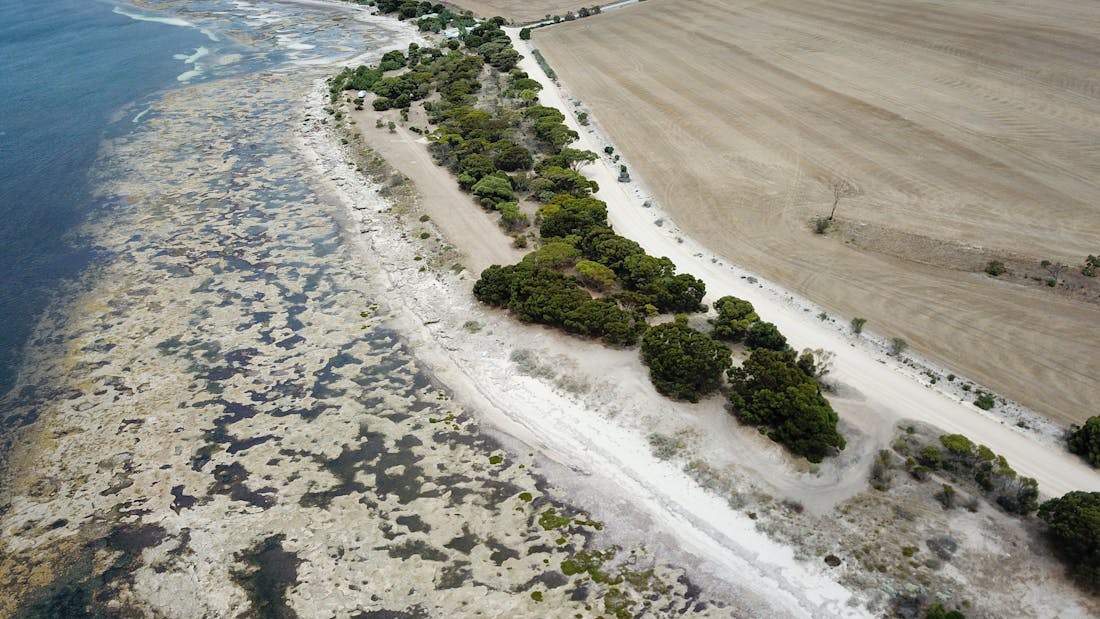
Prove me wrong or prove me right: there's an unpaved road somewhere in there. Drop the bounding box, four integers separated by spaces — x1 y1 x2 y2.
532 0 1100 426
509 29 1100 500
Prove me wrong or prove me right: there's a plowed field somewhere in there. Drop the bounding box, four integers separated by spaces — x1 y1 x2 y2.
536 0 1100 424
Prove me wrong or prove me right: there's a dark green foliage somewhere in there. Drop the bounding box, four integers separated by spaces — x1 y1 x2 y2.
1039 491 1100 590
328 64 384 100
493 143 533 171
985 260 1007 276
379 49 406 71
973 392 995 410
925 604 966 619
472 265 512 306
564 299 645 346
525 241 581 269
473 263 640 345
519 27 532 40
744 321 787 351
850 317 866 334
584 231 644 273
1083 254 1099 277
539 197 608 239
641 318 731 401
621 254 674 289
648 272 706 313
934 434 1039 515
575 260 617 290
498 203 528 232
727 348 845 462
1068 416 1100 468
529 166 597 199
471 174 515 205
711 296 758 342
917 445 942 469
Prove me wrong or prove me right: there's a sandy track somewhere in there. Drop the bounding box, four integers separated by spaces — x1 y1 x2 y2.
533 0 1100 425
508 28 1100 500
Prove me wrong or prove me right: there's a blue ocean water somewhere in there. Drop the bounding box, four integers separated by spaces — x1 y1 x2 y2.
0 1 217 395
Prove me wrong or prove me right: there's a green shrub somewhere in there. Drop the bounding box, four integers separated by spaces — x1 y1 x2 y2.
1039 491 1100 589
974 392 995 410
641 317 731 402
728 348 845 462
985 260 1007 276
1068 416 1100 468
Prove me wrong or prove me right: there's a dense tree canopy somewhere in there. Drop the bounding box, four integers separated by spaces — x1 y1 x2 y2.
641 318 731 402
711 295 758 342
727 348 845 462
1068 416 1100 468
744 320 788 351
1039 491 1100 590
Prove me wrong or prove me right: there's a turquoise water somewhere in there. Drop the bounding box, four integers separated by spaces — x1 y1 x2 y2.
0 0 221 395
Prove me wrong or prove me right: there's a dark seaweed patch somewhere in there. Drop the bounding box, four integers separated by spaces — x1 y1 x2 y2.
170 485 198 513
209 462 275 508
386 539 447 562
231 534 301 619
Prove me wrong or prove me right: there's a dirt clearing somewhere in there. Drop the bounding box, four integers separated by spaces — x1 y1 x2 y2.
535 0 1100 425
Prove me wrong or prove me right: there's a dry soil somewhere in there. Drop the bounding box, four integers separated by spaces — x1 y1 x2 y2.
534 0 1100 425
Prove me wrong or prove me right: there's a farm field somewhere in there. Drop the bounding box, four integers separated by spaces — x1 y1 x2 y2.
445 0 597 23
535 0 1100 425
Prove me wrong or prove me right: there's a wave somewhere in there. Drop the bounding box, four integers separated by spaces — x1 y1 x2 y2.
114 6 220 42
112 6 194 29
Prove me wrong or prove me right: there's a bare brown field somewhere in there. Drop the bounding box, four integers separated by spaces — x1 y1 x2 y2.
445 0 596 23
536 0 1100 425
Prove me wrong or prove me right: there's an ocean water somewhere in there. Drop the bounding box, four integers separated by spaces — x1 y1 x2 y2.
0 0 224 396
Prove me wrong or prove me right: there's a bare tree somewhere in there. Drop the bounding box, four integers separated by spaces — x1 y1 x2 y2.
829 178 856 221
1041 259 1067 282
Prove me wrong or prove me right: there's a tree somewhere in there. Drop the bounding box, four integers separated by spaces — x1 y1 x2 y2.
471 174 515 205
525 240 581 269
564 299 644 346
744 321 787 351
538 197 607 239
925 604 965 619
575 260 617 290
641 318 732 402
850 317 866 334
1068 416 1100 468
711 296 758 342
1038 491 1100 590
828 178 856 221
727 348 845 462
519 27 532 40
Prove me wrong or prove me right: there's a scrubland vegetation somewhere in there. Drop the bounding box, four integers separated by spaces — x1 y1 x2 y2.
328 10 844 462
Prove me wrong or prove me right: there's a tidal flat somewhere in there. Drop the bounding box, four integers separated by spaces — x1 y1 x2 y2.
0 2 727 616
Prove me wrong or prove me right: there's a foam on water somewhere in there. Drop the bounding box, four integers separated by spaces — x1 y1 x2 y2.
113 6 194 28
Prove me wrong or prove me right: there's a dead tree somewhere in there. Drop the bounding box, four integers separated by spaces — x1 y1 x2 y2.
829 178 856 221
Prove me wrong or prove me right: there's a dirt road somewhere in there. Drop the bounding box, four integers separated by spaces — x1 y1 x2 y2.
532 0 1100 426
